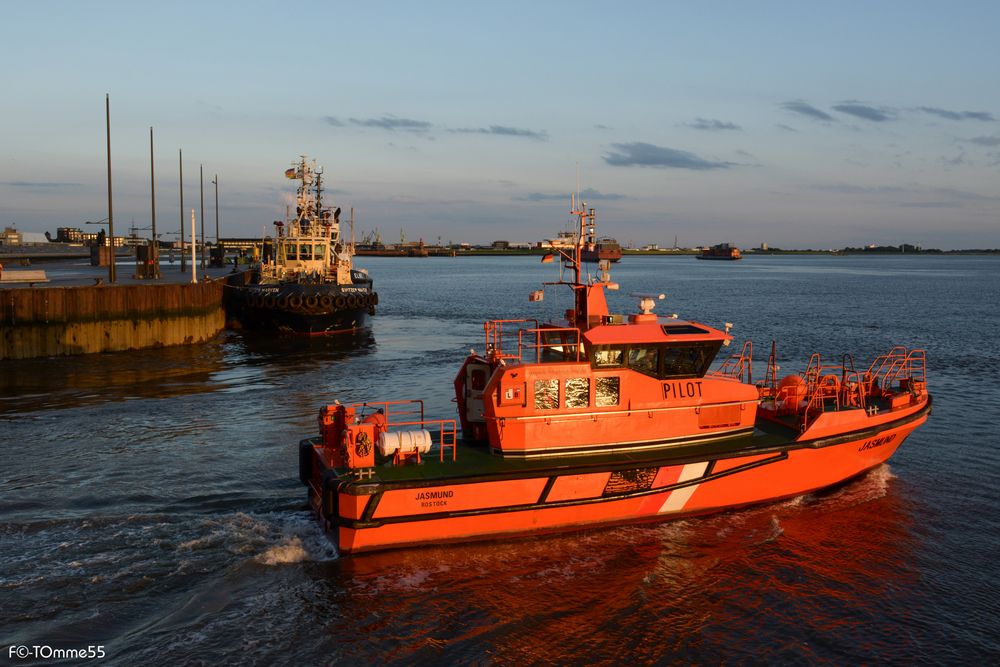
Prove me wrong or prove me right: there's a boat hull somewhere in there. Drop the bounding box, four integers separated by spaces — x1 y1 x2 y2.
226 277 377 335
305 397 929 554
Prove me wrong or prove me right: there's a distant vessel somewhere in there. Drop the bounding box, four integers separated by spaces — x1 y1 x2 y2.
583 237 622 263
697 243 742 260
225 158 377 335
540 203 621 263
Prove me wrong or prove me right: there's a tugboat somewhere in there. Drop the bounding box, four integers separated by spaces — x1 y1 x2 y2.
696 242 742 260
226 158 377 334
299 203 930 554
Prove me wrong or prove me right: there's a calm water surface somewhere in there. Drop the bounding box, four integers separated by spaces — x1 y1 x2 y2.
2 254 999 664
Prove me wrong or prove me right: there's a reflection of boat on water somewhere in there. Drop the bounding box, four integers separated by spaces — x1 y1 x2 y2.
234 328 375 369
298 201 930 555
696 243 742 260
225 158 377 335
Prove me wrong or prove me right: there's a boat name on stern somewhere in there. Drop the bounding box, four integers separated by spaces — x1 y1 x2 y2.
416 490 454 508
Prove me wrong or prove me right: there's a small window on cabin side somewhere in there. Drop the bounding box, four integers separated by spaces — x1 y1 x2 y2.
565 377 590 409
596 376 620 407
470 369 487 391
593 346 624 368
628 347 659 376
534 379 559 410
285 244 297 260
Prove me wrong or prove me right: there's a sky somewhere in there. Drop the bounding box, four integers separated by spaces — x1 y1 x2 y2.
2 1 999 250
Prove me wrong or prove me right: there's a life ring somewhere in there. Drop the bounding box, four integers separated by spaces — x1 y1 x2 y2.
289 295 303 309
356 431 373 458
320 295 333 308
306 295 319 308
335 296 346 309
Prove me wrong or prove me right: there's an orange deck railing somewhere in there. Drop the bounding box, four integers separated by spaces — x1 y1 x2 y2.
485 319 583 364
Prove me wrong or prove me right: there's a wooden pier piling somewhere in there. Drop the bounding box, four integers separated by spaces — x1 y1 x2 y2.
0 281 224 360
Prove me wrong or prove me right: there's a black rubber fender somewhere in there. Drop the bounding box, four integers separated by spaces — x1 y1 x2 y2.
299 441 314 486
320 471 341 524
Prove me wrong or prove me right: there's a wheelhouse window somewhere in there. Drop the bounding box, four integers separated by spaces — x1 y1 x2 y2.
595 376 620 407
285 244 297 260
592 345 624 368
565 377 590 409
534 379 559 410
627 347 659 376
661 343 721 378
613 342 723 379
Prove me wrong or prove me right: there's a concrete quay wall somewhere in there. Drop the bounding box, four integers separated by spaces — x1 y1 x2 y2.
0 281 224 360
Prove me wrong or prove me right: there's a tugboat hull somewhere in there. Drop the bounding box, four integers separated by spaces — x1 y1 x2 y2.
227 280 376 335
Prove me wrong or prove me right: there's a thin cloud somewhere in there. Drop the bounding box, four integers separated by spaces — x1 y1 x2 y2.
898 201 961 209
603 142 733 170
323 116 346 127
348 115 433 132
450 125 547 140
775 123 798 132
780 100 834 122
832 102 895 122
2 180 83 189
917 106 995 122
515 187 625 202
967 136 1000 147
814 182 998 203
594 124 613 130
686 117 741 131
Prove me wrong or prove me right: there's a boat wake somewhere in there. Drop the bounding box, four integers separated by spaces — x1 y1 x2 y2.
177 511 340 564
255 514 340 565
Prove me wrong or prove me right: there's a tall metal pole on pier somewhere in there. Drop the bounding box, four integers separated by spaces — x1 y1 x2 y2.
190 209 197 283
212 174 219 242
150 126 159 278
105 93 116 283
200 164 206 272
179 149 186 272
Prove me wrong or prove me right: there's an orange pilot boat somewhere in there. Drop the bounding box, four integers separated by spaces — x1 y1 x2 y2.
299 201 931 555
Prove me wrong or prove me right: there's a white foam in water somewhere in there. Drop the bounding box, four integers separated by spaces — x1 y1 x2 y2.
254 513 339 565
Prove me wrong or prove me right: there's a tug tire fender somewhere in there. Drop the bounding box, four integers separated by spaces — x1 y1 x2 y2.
299 441 314 485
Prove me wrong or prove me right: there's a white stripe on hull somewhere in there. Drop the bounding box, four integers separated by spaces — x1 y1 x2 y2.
658 461 708 513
